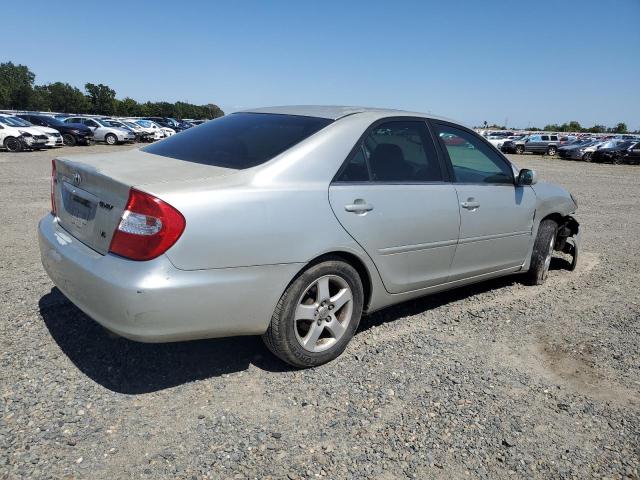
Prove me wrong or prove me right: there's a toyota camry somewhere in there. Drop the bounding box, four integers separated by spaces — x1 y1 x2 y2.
39 106 580 367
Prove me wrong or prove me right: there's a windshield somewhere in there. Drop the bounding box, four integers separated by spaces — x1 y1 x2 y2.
136 120 152 127
0 116 27 127
37 116 64 126
8 116 33 127
142 113 333 169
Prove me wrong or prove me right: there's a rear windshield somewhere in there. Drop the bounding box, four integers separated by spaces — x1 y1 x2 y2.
142 113 333 169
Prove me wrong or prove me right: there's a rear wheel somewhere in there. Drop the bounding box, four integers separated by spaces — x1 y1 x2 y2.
582 151 592 162
262 259 364 368
3 137 23 152
546 145 557 156
527 219 557 285
515 145 525 154
105 133 118 145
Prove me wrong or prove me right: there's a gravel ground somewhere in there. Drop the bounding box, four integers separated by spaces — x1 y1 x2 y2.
1 144 639 479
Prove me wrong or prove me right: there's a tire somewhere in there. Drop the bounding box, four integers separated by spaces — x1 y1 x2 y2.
527 219 557 285
105 133 117 145
515 145 525 155
4 137 23 152
62 133 76 146
546 146 557 156
582 152 592 162
262 259 364 368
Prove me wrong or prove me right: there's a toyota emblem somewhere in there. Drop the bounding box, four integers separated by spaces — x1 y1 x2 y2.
73 172 82 185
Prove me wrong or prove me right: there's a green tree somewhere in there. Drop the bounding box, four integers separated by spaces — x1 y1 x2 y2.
30 85 52 111
43 82 91 113
613 122 627 133
115 97 142 116
543 124 560 132
567 121 582 132
85 83 116 115
587 124 606 133
0 61 36 109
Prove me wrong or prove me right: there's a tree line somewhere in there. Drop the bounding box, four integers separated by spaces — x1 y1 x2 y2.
480 120 636 134
0 62 224 119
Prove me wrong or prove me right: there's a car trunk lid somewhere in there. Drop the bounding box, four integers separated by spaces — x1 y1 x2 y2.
53 149 237 254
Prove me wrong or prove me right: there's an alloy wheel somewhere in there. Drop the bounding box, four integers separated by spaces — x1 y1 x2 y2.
294 275 354 353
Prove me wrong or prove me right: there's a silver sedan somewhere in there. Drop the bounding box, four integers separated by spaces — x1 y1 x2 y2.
39 106 580 367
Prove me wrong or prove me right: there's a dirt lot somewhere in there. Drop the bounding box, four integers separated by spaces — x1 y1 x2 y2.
1 144 639 479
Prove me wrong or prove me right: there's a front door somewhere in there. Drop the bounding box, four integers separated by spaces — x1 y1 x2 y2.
329 119 460 294
431 122 536 281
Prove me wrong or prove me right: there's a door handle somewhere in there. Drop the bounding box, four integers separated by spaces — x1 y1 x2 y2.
345 200 374 214
460 199 480 210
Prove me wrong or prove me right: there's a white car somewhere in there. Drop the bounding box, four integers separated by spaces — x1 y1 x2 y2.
123 119 163 140
1 114 63 147
486 135 523 150
63 116 136 144
0 115 49 151
132 119 167 140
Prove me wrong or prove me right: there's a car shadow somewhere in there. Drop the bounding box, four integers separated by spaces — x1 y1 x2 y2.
359 257 568 332
39 288 291 395
40 259 569 394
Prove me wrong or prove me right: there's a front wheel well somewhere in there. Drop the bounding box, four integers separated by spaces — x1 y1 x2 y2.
539 213 579 250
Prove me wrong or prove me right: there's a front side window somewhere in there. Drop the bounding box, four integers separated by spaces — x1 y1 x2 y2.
142 113 333 169
336 120 443 182
433 123 513 185
85 120 99 128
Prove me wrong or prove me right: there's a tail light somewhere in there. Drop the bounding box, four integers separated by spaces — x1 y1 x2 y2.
50 160 57 215
109 189 185 261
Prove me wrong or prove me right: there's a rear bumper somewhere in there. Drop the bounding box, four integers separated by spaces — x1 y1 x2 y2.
39 215 302 342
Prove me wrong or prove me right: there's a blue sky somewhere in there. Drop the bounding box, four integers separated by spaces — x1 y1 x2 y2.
4 0 639 128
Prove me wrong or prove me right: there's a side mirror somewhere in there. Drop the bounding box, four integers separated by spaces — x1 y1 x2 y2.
517 168 537 186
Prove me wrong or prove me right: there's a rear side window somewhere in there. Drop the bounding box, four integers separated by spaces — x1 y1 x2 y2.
336 120 443 182
142 113 333 169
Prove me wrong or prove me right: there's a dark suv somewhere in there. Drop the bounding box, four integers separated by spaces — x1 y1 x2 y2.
17 114 94 146
523 134 561 155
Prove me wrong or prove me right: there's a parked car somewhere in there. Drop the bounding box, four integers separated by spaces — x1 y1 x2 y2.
0 115 49 151
100 119 154 142
144 117 186 132
591 141 640 164
557 139 597 160
63 116 135 144
501 137 528 154
0 114 63 147
523 134 561 155
126 119 165 140
39 106 580 367
17 114 94 146
487 134 525 150
118 120 157 142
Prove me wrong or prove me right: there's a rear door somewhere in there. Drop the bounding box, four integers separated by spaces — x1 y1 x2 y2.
431 121 536 280
329 118 460 293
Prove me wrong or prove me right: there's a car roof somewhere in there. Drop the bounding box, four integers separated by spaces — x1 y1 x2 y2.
239 105 458 123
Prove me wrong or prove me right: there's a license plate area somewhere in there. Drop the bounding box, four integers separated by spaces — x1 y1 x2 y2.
61 181 98 231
